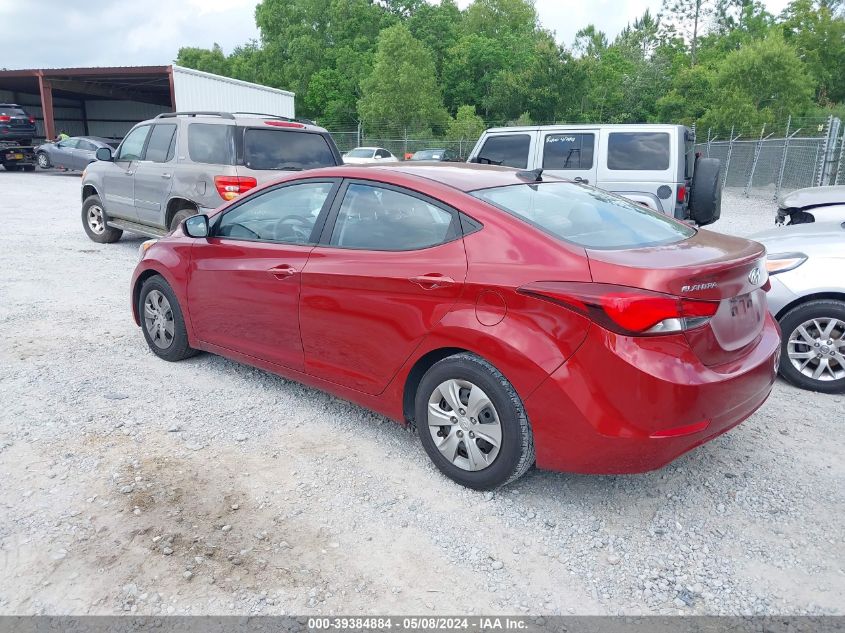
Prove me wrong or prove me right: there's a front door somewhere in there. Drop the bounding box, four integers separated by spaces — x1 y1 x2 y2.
133 123 178 227
103 124 151 221
300 181 467 394
186 180 338 370
538 129 598 185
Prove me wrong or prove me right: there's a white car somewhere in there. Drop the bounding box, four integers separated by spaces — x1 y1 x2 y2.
343 147 399 164
776 186 845 226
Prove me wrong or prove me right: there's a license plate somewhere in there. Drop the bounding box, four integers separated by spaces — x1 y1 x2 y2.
729 293 753 318
5 153 23 160
12 153 23 160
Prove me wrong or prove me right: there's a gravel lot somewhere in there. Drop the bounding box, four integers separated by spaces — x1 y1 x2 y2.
0 174 842 616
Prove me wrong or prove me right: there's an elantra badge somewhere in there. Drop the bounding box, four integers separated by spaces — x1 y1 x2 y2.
681 282 717 293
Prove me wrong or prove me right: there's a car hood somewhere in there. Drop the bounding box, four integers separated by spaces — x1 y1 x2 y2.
752 221 845 256
778 185 845 210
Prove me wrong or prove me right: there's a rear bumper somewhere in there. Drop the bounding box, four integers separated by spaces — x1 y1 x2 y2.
0 125 36 140
524 314 780 474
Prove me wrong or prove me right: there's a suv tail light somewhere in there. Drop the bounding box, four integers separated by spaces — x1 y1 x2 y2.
214 175 257 201
519 282 719 336
265 120 306 128
0 115 10 122
677 184 686 203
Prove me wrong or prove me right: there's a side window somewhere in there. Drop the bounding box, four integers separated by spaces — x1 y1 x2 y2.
215 182 334 244
330 184 456 251
376 149 391 158
145 124 177 163
607 132 671 171
60 138 80 149
188 123 233 165
116 126 150 161
76 139 97 151
475 134 531 169
543 133 595 170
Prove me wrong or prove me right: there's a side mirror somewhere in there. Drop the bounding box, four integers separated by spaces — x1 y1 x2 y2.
184 214 209 238
95 147 112 161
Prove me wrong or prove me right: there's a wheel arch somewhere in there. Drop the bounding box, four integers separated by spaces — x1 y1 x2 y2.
165 197 199 229
775 291 845 321
82 183 99 203
402 347 471 426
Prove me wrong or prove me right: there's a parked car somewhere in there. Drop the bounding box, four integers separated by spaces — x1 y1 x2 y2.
342 147 399 164
409 148 458 162
132 163 778 490
0 103 36 145
775 185 845 226
36 136 118 171
468 124 722 225
753 221 845 393
80 111 343 243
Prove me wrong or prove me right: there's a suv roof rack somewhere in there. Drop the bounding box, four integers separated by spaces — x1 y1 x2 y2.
155 111 235 119
233 112 317 126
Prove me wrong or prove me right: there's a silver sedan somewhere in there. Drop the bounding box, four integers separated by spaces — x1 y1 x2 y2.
753 222 845 393
35 136 118 171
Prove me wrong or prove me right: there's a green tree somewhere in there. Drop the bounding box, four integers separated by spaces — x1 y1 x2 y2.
447 105 486 141
176 44 230 76
358 24 450 131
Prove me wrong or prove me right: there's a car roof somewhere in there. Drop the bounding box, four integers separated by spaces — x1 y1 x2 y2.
483 123 687 133
305 162 568 192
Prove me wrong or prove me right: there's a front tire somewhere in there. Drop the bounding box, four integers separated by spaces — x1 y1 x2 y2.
138 276 197 362
82 195 123 243
778 299 845 393
36 152 51 169
415 353 535 489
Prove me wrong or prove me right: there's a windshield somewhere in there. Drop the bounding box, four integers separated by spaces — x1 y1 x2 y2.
346 148 375 158
412 150 444 160
472 182 695 249
243 129 336 170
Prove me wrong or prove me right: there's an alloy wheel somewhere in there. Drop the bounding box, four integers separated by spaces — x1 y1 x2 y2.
87 205 105 235
143 290 175 350
37 153 49 168
427 379 502 471
787 317 845 382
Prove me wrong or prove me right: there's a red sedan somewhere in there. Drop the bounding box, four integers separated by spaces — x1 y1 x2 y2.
131 164 779 489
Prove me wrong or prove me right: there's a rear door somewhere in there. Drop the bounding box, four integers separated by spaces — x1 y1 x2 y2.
187 179 339 370
133 123 178 227
73 139 99 170
103 124 151 220
539 129 598 185
300 181 467 394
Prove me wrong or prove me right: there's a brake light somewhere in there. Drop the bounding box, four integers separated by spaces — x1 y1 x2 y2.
518 282 719 336
0 115 10 122
28 116 36 124
677 184 687 203
214 176 257 201
264 120 306 128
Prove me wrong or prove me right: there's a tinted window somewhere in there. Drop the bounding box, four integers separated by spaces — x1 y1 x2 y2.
330 184 456 251
472 182 694 249
145 124 177 163
188 123 234 165
543 133 595 170
476 134 530 168
346 148 374 158
244 129 336 170
0 107 26 115
76 139 97 151
376 149 391 158
216 182 334 243
412 149 446 160
116 125 150 161
607 132 670 171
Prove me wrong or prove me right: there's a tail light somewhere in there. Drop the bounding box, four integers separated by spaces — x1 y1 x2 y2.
264 120 305 128
519 282 719 336
28 115 36 124
0 115 10 122
677 184 687 203
214 175 257 201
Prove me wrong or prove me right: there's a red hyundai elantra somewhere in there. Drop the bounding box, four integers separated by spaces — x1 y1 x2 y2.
131 164 779 489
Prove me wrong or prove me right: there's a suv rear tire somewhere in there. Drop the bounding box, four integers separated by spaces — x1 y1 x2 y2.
169 208 196 232
82 195 123 243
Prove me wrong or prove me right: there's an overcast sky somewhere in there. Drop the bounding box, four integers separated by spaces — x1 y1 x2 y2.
1 0 792 70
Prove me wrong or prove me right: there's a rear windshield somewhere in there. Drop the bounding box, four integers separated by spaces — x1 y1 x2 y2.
472 182 695 249
607 132 670 171
346 148 374 158
0 107 27 116
244 129 337 170
412 149 444 160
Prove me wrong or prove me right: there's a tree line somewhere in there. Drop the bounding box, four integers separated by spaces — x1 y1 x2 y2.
176 0 845 139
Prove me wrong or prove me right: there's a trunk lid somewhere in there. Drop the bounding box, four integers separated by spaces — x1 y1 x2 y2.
586 228 768 366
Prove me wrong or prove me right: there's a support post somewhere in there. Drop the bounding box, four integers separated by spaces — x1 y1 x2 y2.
722 125 736 189
775 116 792 201
37 73 55 141
80 99 89 136
744 126 771 197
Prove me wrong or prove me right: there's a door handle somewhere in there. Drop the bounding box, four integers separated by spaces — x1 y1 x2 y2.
268 264 297 279
409 274 455 289
573 177 589 184
161 173 171 179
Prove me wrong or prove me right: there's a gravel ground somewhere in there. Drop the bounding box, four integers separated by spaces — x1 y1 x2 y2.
0 174 842 616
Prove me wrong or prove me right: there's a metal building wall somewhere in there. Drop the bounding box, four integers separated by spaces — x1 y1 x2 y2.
171 65 295 118
83 101 169 139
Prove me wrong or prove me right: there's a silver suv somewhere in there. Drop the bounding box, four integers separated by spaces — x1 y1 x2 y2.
80 111 343 243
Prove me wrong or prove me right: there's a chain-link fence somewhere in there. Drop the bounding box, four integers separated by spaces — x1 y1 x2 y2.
322 116 845 199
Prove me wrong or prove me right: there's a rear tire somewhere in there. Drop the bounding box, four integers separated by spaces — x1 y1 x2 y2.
138 276 198 362
778 299 845 394
689 157 723 226
82 195 123 243
36 152 51 169
415 353 535 490
169 208 196 232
